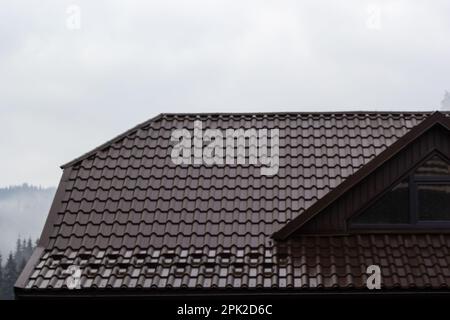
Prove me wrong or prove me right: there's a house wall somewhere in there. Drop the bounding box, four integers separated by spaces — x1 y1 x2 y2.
295 124 450 234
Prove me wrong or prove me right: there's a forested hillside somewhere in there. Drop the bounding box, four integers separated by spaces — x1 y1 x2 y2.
0 237 36 299
0 184 55 299
0 184 55 257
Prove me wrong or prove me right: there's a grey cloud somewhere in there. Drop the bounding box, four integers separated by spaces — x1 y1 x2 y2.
0 0 450 186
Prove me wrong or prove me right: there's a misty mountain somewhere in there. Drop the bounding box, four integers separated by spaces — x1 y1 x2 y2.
0 184 55 257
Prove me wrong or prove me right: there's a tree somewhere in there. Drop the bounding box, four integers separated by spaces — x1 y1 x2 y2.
0 254 4 300
14 237 23 265
3 253 18 300
441 91 450 110
0 236 37 300
22 239 27 256
26 238 33 256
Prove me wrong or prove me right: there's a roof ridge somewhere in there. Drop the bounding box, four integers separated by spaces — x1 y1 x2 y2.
162 110 438 116
61 110 443 169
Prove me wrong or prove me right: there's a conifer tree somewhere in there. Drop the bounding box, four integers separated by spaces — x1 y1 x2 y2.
14 237 22 265
0 254 4 300
3 253 18 300
26 238 33 257
0 236 37 300
22 239 27 256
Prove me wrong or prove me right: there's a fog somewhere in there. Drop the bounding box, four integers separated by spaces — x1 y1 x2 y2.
0 185 55 257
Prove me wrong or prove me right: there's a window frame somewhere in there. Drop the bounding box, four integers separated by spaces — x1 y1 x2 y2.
349 152 450 230
414 179 450 224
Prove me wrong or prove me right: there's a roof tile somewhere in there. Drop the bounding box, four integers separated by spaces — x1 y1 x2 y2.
21 112 450 292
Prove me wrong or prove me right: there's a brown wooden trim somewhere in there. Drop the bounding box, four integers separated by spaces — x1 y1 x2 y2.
347 149 450 230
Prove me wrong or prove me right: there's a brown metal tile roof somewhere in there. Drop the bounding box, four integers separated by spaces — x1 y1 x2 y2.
22 234 450 290
16 112 450 293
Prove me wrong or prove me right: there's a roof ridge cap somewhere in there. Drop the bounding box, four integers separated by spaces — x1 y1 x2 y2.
162 110 438 116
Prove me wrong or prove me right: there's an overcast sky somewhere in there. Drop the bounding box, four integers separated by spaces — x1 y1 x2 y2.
1 0 450 187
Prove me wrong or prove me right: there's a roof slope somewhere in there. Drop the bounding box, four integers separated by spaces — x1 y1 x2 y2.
17 111 450 293
19 234 450 292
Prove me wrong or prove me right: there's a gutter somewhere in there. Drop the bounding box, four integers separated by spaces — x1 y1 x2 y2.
15 288 450 300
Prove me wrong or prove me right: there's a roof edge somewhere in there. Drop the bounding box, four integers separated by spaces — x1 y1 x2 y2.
161 110 436 116
14 246 45 289
38 167 73 247
273 111 450 240
61 113 164 169
15 168 73 289
14 287 450 299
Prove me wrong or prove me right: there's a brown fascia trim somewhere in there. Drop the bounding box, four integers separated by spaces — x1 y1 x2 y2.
14 287 450 300
15 167 72 289
273 111 450 241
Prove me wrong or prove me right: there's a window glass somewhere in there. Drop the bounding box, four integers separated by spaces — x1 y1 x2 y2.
418 184 450 220
351 153 450 228
415 155 450 177
353 180 409 224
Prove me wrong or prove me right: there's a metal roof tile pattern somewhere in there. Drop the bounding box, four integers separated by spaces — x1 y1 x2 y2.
19 112 450 291
26 235 450 290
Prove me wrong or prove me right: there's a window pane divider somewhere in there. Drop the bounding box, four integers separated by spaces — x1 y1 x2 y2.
410 175 418 225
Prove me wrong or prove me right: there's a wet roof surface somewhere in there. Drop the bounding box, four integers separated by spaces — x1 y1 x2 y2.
18 112 450 292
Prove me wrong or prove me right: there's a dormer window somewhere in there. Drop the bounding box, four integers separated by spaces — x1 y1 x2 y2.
350 153 450 229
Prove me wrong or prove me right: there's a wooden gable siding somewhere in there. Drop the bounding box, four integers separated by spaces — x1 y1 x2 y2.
295 124 450 234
